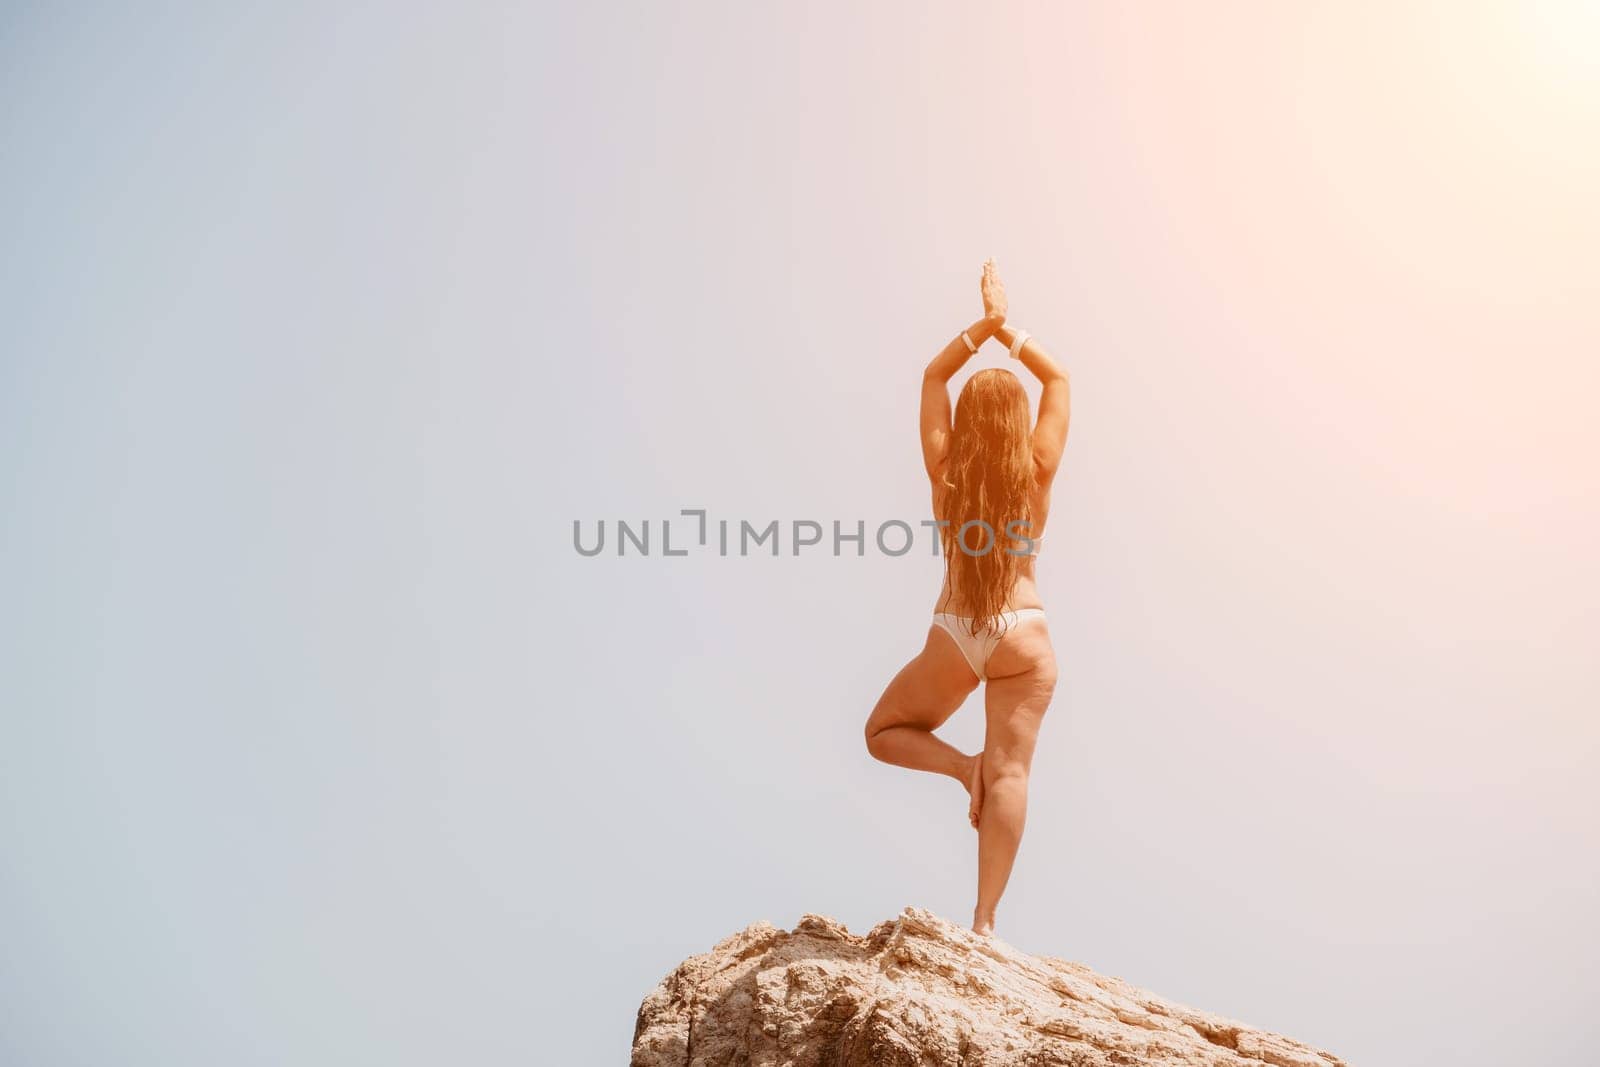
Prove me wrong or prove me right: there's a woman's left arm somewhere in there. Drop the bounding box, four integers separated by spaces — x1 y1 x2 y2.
920 316 1001 479
920 261 1007 479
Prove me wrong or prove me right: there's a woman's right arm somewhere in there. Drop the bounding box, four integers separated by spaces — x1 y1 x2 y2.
996 324 1071 486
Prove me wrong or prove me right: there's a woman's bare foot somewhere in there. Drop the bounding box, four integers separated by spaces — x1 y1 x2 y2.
972 908 996 937
966 751 986 830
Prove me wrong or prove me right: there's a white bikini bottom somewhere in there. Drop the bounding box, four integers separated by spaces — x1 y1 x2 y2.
930 608 1048 681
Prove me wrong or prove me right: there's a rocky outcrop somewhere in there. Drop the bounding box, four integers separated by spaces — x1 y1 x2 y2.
632 907 1346 1067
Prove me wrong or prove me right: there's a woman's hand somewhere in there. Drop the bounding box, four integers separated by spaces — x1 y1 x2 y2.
925 263 1008 385
981 258 1008 324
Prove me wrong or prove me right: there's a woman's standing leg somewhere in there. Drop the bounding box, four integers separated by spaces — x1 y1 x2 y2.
973 624 1058 935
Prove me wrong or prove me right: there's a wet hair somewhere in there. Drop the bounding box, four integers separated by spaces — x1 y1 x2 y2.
936 368 1034 635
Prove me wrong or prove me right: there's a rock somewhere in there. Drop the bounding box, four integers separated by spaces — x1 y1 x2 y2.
631 907 1346 1067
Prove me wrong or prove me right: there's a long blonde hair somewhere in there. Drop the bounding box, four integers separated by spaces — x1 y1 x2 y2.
936 368 1034 635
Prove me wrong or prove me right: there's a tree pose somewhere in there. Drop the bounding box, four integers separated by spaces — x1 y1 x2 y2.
864 260 1071 936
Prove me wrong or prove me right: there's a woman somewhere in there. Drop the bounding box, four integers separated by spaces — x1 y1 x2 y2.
864 260 1071 936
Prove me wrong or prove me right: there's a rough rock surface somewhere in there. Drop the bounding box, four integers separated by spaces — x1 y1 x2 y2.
632 907 1346 1067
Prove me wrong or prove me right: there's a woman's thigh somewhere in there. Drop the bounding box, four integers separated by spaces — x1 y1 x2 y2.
982 623 1058 775
865 626 980 734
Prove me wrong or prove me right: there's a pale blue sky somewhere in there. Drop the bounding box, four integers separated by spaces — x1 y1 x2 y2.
3 4 1597 1065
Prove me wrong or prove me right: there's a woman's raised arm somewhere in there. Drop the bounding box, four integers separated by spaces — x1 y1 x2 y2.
919 315 1000 479
996 324 1071 487
919 261 1008 480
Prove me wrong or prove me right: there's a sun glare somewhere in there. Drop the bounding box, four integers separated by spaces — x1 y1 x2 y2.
1519 0 1600 87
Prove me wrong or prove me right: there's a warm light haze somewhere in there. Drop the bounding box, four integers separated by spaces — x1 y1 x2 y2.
2 4 1596 1065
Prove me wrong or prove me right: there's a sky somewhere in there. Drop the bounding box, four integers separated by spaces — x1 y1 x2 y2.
2 3 1597 1065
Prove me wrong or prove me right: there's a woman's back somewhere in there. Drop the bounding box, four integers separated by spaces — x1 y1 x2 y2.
931 470 1051 618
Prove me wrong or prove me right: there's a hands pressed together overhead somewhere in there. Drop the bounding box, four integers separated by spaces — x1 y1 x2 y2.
920 256 1070 480
980 258 1008 327
926 257 1063 386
